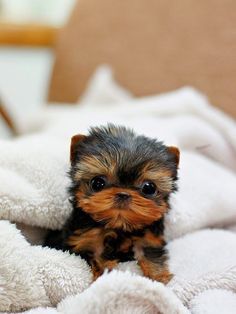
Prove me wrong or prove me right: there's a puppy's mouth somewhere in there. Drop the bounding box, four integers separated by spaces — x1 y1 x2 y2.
78 187 167 232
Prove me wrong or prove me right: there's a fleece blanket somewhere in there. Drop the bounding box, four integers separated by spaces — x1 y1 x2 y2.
1 67 236 314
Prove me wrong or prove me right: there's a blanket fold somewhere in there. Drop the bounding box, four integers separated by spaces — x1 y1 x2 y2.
0 67 236 313
0 221 92 312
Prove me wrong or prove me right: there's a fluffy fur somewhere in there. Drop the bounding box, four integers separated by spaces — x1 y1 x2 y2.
44 125 179 282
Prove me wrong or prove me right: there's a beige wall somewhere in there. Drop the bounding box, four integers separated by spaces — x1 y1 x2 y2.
49 0 236 118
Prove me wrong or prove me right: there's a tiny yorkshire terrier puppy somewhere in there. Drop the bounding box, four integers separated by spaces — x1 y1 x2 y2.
44 125 179 283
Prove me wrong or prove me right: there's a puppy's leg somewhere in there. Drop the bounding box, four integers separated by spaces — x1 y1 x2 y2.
133 233 172 284
138 255 172 284
91 229 119 280
91 259 118 280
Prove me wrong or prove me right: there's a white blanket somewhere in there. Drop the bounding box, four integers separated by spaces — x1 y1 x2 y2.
0 67 236 314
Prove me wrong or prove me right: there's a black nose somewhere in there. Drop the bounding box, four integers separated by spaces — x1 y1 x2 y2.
116 192 131 201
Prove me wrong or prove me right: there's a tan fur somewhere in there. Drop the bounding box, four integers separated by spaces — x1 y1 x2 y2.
67 228 104 256
67 129 177 283
75 154 116 181
138 259 172 284
79 187 168 232
139 163 174 194
133 234 172 284
168 146 180 166
142 231 165 247
70 134 87 163
74 153 175 195
91 259 118 280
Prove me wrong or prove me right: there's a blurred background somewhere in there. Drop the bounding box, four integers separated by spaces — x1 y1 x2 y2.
0 0 76 137
0 0 235 138
0 0 76 25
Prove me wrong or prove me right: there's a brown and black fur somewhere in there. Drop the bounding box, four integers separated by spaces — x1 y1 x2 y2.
44 125 179 283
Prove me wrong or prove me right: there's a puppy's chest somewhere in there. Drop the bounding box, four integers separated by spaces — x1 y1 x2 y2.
102 231 135 262
67 228 143 263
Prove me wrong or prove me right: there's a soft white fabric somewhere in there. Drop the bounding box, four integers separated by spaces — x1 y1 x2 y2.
189 290 236 314
0 220 92 313
78 65 133 105
0 66 236 313
58 271 189 314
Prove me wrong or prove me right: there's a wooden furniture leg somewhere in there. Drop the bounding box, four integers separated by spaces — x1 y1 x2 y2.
0 100 18 136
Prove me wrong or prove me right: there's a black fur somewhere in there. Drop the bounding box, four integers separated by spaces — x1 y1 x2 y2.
44 124 179 276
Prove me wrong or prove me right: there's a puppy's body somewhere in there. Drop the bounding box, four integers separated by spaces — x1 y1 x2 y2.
45 125 179 283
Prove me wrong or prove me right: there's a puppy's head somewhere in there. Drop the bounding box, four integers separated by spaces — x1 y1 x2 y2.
69 125 179 232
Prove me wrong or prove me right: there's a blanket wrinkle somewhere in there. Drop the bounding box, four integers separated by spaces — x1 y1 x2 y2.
170 266 236 306
57 271 190 314
189 289 236 314
1 66 236 313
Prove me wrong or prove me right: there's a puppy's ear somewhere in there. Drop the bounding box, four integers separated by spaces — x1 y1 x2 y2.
167 146 180 166
70 134 87 164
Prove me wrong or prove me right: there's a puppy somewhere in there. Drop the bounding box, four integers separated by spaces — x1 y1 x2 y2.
44 124 179 283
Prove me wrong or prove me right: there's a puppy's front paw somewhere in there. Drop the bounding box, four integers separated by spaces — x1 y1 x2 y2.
139 259 173 284
91 259 118 281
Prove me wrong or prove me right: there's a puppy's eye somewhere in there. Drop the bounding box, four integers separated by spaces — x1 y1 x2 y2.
141 181 157 196
90 176 107 192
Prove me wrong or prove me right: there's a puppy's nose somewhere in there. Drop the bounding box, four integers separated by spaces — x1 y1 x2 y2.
116 192 131 201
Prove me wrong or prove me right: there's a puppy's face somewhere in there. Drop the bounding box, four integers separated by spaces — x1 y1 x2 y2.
70 126 179 232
